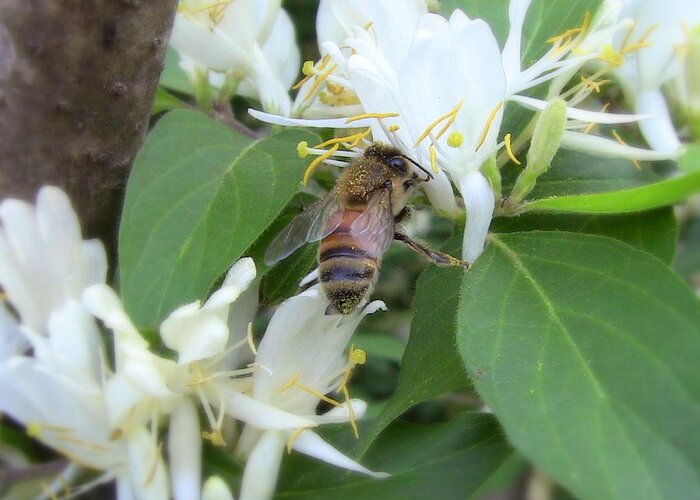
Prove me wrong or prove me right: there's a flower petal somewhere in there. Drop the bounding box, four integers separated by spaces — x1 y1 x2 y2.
458 171 496 262
291 429 389 478
169 399 201 500
218 387 318 430
561 131 680 160
202 477 234 500
511 95 651 124
636 89 683 154
239 430 286 500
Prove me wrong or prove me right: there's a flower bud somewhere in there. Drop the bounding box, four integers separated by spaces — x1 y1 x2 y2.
507 98 567 208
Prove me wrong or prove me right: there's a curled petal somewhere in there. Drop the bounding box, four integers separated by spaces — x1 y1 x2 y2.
291 429 389 478
457 171 496 263
510 95 651 124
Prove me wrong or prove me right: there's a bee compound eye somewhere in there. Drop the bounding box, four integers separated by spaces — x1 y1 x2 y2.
388 156 406 172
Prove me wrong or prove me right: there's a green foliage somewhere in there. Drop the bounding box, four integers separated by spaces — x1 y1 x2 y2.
276 413 516 499
119 109 319 327
458 232 700 498
524 171 700 214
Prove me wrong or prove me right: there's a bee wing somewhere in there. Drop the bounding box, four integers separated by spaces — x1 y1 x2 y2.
349 187 395 258
264 190 344 265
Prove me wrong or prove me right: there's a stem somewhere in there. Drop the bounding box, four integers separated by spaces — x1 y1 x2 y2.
211 103 261 139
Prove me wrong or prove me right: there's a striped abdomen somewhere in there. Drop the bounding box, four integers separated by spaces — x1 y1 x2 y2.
319 211 378 315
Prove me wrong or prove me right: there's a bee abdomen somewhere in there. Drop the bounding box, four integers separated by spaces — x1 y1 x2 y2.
320 255 377 315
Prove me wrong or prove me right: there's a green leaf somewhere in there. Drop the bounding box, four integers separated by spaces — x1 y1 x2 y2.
353 331 406 363
679 144 700 173
458 232 700 499
159 48 194 95
262 242 318 305
523 171 700 214
493 208 678 263
503 150 662 199
356 234 470 457
119 109 319 327
152 86 187 115
276 413 515 499
441 0 509 43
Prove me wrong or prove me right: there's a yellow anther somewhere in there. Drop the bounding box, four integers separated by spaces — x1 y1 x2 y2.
246 322 257 355
429 144 439 173
447 131 464 148
297 141 309 159
504 133 521 165
389 124 400 132
202 430 227 447
611 129 641 169
286 428 305 454
326 82 344 95
302 60 316 76
363 21 374 31
303 63 338 101
279 373 343 407
599 44 623 67
476 102 504 151
27 422 42 437
345 112 400 124
349 346 366 366
415 101 463 146
580 75 610 93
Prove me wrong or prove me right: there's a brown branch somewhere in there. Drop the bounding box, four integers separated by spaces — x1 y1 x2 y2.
0 0 178 255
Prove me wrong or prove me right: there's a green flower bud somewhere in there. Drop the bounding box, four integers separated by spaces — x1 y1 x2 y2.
507 98 567 209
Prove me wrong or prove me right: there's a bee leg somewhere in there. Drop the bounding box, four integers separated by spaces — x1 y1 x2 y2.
394 206 412 223
393 232 470 269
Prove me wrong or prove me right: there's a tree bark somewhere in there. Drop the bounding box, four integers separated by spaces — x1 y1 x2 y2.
0 0 177 252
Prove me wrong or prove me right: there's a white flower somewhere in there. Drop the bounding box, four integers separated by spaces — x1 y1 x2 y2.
0 186 107 333
237 285 388 500
608 0 700 153
170 0 300 114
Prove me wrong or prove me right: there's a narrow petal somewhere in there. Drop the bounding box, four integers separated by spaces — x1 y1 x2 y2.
248 108 373 128
169 399 202 500
457 171 496 262
291 430 389 478
502 0 532 80
217 387 318 430
510 95 651 123
314 399 367 424
636 89 683 154
239 430 286 500
561 131 680 160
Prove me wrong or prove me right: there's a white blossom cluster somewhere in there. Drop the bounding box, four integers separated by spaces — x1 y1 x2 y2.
0 187 384 498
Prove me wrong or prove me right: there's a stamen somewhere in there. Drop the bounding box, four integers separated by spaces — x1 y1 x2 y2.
349 346 366 366
303 144 339 185
428 144 439 173
612 129 641 169
345 112 400 124
415 101 463 146
621 23 658 54
278 373 343 407
504 133 521 165
313 130 370 149
598 44 623 67
476 102 504 151
286 428 305 454
41 482 59 500
144 443 163 486
580 75 610 93
246 322 257 355
389 124 400 132
297 141 309 158
341 384 359 439
303 63 338 101
447 131 464 148
292 56 331 90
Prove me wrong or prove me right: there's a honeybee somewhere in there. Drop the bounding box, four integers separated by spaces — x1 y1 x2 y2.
265 143 467 314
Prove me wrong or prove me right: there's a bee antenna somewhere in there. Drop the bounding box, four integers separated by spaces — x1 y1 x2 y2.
402 155 434 181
